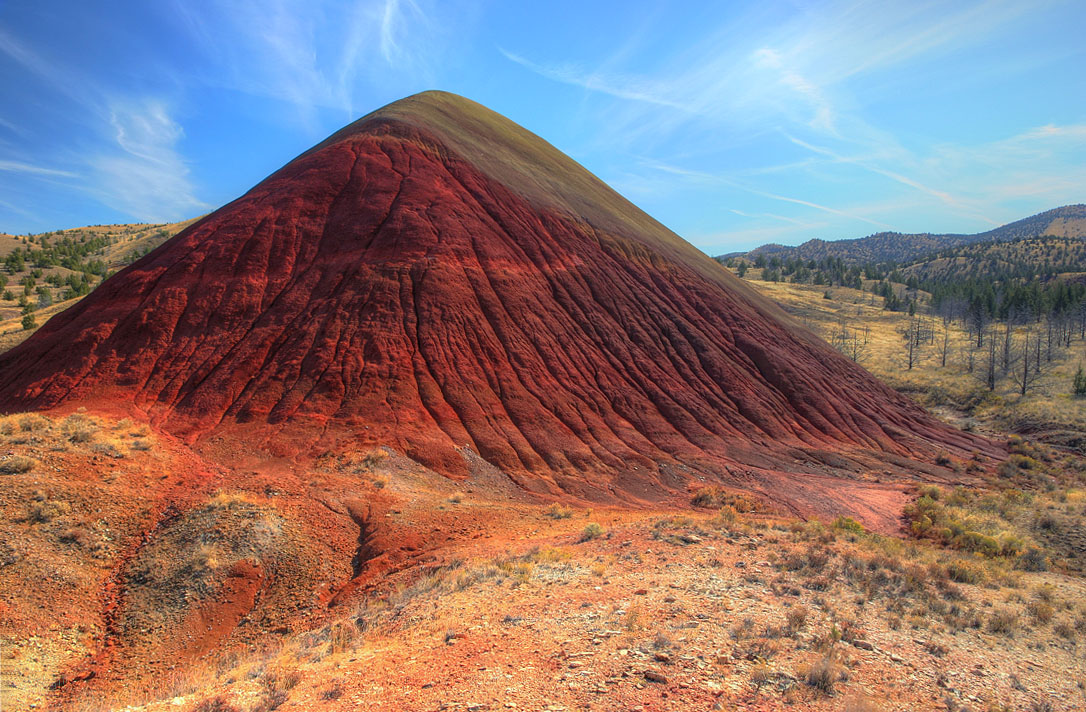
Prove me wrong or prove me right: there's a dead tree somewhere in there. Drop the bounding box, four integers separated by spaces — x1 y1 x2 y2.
1010 326 1045 396
972 326 999 390
901 315 922 370
831 320 870 363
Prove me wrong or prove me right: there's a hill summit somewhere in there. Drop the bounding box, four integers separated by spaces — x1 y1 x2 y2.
0 91 990 522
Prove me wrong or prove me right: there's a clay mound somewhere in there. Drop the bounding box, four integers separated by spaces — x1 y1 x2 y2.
0 91 991 515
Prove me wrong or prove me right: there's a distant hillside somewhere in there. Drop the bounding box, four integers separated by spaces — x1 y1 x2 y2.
902 235 1086 285
735 204 1086 264
0 219 193 351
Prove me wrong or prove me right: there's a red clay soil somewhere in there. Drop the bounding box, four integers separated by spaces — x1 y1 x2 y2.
0 91 996 524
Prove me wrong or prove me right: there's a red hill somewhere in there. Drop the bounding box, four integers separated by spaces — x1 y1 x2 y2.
0 91 991 521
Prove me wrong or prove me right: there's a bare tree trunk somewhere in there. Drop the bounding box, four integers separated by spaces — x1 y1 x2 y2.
940 317 951 367
984 329 997 390
1020 331 1030 396
1001 322 1013 374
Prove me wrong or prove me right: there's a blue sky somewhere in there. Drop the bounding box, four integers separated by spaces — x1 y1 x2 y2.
0 0 1083 253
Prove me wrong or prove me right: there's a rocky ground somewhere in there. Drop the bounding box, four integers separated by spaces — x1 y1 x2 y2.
127 505 1086 712
1 413 1083 712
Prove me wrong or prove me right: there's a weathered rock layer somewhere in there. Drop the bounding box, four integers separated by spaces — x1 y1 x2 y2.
0 91 991 515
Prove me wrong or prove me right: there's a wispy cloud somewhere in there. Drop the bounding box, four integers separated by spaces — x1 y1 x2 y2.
380 0 431 66
0 160 78 178
0 116 26 137
642 160 891 229
171 0 447 122
502 0 1077 247
90 100 208 221
753 48 836 133
498 49 690 110
0 24 206 224
782 133 992 222
729 209 808 226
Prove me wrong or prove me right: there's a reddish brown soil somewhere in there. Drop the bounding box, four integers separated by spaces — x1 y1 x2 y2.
0 414 1075 712
0 92 996 527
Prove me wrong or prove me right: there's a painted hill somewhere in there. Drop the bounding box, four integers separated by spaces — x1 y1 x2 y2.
739 204 1086 264
0 91 992 520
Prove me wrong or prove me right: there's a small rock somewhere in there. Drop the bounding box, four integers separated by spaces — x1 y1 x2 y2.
654 652 671 663
634 588 648 595
852 640 874 651
644 670 668 684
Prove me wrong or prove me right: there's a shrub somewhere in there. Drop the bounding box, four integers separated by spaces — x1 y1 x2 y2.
0 455 36 475
711 504 739 528
987 609 1018 635
17 415 46 432
65 421 97 443
544 503 572 519
691 486 721 507
801 649 844 693
360 449 388 469
946 559 985 584
833 516 865 534
1008 454 1039 470
580 523 604 541
1017 547 1048 572
195 696 241 712
918 485 942 500
58 526 91 548
786 605 808 634
691 486 759 512
1028 600 1054 624
956 531 1001 557
29 500 70 523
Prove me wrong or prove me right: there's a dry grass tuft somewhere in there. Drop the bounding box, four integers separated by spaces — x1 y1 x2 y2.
0 455 36 474
799 647 846 694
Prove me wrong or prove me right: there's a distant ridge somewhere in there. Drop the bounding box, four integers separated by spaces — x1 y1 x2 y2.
732 204 1086 264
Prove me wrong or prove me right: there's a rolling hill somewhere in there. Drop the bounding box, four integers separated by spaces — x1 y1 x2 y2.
735 204 1086 264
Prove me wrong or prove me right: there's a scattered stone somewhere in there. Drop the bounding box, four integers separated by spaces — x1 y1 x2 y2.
644 670 669 684
852 640 875 651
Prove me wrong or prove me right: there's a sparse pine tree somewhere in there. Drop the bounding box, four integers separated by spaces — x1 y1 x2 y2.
1074 364 1086 396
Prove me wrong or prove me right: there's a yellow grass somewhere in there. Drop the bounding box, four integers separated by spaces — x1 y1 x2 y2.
741 270 1086 439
